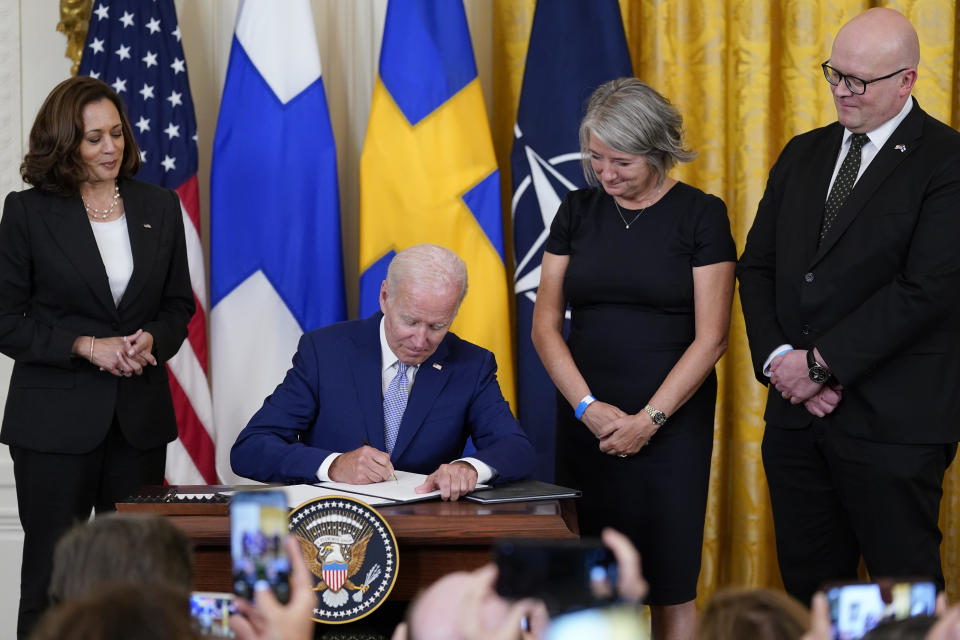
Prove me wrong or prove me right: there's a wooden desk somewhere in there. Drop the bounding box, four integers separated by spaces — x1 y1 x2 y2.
117 487 579 600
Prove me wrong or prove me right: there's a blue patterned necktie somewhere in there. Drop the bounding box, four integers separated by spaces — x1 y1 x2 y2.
383 361 409 454
820 133 869 245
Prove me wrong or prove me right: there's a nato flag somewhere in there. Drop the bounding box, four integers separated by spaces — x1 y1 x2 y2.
511 0 632 480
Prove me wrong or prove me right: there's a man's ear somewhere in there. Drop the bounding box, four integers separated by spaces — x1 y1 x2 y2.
379 281 389 313
391 621 409 640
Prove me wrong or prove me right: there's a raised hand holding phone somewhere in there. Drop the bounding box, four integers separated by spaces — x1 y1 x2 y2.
229 490 291 604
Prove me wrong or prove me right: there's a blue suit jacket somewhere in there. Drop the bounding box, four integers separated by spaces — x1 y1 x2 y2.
230 313 534 484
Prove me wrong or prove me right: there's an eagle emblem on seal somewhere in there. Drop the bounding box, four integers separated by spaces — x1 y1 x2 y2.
297 528 382 607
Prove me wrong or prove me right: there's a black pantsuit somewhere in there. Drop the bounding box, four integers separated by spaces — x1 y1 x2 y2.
0 178 194 637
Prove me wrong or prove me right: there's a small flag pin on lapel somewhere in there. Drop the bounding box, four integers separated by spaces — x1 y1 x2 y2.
894 144 907 153
433 363 442 371
143 223 153 228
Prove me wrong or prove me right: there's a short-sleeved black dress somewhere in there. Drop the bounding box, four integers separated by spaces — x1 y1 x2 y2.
544 183 735 605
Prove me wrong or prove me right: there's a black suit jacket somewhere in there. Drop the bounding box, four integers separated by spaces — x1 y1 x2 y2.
0 178 194 453
737 99 960 444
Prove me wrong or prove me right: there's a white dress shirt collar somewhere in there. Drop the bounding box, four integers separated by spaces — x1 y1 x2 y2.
842 95 913 152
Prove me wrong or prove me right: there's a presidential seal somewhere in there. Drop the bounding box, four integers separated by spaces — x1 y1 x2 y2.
289 496 398 624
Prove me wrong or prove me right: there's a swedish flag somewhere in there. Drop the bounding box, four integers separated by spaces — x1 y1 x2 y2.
359 0 514 406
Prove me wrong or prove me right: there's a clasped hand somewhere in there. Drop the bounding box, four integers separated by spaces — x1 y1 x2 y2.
90 329 157 377
769 350 843 417
582 402 657 457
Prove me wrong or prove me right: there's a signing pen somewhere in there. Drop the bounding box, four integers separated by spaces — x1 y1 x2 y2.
362 437 398 482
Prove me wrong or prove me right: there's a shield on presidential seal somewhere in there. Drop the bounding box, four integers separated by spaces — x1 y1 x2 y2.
322 562 347 592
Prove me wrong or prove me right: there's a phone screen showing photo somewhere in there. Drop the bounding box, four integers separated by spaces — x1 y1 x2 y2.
189 592 235 638
827 580 936 640
230 490 291 604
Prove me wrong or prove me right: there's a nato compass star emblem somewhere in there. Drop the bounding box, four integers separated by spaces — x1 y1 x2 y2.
512 127 581 306
289 496 398 624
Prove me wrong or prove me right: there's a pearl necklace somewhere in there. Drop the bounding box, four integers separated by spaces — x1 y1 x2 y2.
82 181 120 220
613 186 661 229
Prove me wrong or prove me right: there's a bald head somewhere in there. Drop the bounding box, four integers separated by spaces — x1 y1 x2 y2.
833 8 919 70
828 8 918 133
406 568 511 640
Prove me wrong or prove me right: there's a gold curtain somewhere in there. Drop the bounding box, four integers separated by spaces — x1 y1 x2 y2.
492 0 960 606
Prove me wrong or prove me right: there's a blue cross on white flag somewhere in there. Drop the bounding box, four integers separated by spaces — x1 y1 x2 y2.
210 0 345 483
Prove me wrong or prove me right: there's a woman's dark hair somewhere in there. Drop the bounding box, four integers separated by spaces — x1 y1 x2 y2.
21 75 141 195
49 513 193 604
30 582 199 640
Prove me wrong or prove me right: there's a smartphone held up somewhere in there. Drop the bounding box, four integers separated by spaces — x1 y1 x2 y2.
230 489 292 604
494 538 619 616
826 579 936 640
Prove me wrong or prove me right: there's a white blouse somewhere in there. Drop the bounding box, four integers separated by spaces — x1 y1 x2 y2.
89 214 133 306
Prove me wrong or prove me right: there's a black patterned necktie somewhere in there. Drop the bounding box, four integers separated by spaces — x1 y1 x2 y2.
819 133 869 245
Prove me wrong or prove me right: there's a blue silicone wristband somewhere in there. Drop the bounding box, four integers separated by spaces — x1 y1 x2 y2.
574 395 596 420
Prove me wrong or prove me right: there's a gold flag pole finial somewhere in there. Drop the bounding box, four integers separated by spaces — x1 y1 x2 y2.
58 0 94 76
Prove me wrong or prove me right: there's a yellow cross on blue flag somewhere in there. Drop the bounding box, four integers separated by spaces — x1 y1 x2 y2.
359 0 514 406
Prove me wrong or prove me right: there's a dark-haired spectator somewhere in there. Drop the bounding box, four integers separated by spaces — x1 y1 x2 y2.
29 582 199 640
49 513 193 604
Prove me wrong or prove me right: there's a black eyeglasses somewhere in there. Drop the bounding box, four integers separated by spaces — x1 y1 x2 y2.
821 61 909 95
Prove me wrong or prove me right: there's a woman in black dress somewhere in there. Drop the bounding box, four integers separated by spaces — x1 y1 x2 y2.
532 78 735 640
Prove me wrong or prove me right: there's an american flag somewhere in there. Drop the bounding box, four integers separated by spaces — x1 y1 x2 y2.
78 0 216 484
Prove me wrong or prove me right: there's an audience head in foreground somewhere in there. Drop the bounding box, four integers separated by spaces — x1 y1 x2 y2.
48 513 193 604
400 528 647 640
697 587 809 640
30 582 198 640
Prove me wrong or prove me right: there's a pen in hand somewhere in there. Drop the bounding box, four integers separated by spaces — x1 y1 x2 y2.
362 437 398 482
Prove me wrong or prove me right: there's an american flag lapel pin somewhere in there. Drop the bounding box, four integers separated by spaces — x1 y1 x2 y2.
433 363 442 371
894 144 907 153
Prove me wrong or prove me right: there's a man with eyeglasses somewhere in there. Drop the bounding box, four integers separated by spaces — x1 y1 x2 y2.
738 8 960 606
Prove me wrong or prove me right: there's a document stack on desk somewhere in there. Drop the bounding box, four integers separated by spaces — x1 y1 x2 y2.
317 470 487 504
313 473 579 505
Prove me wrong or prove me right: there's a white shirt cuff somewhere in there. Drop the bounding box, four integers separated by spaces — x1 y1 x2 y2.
320 453 493 484
317 452 341 482
455 457 494 484
763 344 794 377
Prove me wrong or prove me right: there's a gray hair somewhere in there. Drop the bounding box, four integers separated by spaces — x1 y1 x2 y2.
579 77 696 187
386 244 468 305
